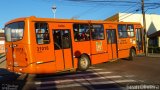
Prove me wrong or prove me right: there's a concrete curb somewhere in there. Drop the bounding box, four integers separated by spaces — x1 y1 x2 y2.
137 53 160 58
147 53 160 58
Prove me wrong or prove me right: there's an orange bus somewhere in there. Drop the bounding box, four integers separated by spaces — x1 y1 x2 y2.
4 16 143 74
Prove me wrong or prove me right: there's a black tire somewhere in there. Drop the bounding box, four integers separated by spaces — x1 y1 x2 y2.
129 49 136 60
78 54 90 71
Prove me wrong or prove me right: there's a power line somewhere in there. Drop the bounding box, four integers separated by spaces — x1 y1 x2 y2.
66 0 160 6
119 8 141 21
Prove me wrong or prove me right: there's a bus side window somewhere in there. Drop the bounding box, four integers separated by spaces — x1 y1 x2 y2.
43 30 50 44
62 30 70 49
91 24 104 40
118 24 127 38
35 23 50 44
53 30 62 50
73 24 90 42
127 24 134 37
107 30 112 44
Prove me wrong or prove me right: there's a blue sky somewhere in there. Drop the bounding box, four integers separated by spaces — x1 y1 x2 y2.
0 0 160 28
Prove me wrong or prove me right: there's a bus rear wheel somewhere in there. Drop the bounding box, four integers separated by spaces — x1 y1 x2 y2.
129 49 136 60
78 54 90 71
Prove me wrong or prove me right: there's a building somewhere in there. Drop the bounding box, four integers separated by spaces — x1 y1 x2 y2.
105 13 160 53
0 29 5 53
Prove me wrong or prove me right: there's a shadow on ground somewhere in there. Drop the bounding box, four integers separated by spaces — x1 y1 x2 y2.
0 68 28 90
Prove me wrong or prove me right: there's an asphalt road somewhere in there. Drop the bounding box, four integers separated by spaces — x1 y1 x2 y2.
0 55 160 90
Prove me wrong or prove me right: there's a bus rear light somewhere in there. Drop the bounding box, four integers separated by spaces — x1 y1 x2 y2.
8 68 10 70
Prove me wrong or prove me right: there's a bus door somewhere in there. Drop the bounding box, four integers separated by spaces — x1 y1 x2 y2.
136 28 143 53
53 30 73 71
106 29 118 60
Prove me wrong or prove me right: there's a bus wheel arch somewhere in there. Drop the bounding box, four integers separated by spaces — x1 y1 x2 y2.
78 54 91 71
129 47 136 61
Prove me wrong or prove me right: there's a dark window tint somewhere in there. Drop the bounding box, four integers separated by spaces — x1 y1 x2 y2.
35 23 50 44
118 24 127 38
62 30 71 49
91 24 104 40
136 28 143 50
107 30 116 44
53 30 62 50
118 24 135 38
73 24 90 41
53 30 71 50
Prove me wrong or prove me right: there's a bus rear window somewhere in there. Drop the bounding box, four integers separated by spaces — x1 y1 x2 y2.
4 22 24 42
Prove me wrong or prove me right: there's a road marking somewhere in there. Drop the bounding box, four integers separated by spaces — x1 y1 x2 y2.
124 75 135 77
35 75 123 85
33 67 137 90
36 79 136 89
89 67 95 69
0 56 6 64
36 71 112 80
77 68 103 72
63 71 112 77
90 68 104 71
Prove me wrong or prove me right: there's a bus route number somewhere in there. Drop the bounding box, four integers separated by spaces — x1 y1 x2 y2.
37 46 49 53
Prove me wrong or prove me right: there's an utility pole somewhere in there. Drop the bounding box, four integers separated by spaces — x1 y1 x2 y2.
141 0 148 56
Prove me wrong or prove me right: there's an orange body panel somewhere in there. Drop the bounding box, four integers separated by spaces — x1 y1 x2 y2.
107 44 117 60
91 53 108 64
73 41 91 57
63 49 73 69
55 50 64 71
91 40 107 54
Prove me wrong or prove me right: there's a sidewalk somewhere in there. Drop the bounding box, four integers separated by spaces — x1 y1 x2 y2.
148 53 160 58
137 53 160 58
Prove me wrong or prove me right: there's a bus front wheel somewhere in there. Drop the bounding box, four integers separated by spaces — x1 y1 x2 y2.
78 54 90 71
129 49 136 60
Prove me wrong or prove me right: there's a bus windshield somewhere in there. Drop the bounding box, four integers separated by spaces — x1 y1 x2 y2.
4 21 24 42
